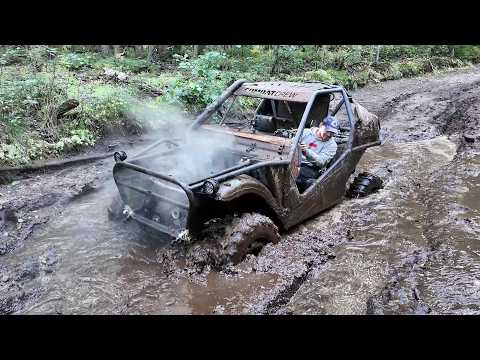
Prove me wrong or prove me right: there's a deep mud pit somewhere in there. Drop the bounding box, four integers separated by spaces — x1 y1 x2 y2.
1 66 480 314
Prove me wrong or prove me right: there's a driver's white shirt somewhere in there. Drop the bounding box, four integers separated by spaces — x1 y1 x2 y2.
300 128 337 168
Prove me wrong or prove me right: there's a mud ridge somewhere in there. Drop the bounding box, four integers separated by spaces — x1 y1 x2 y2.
262 260 316 314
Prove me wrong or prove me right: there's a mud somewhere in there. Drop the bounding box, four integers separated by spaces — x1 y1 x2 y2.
1 65 480 314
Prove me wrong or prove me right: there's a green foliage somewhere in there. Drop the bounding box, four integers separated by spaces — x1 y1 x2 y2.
177 51 227 74
0 72 67 126
379 45 422 60
54 128 96 151
1 44 479 166
397 60 423 77
166 51 232 111
452 46 480 62
28 46 59 61
380 63 403 80
0 114 27 138
93 56 156 73
0 143 29 165
22 128 96 162
118 57 153 73
304 69 335 83
78 85 133 129
274 46 305 74
0 46 28 65
58 52 95 70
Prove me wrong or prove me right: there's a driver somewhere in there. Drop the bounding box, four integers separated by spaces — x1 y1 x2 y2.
296 115 339 192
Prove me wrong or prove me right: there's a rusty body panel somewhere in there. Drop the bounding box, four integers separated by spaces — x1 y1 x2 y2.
112 79 381 238
215 174 286 218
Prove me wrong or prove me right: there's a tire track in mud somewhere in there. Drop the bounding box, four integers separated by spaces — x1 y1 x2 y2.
367 81 480 314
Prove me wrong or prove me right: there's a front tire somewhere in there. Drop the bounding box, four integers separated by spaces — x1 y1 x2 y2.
219 212 280 265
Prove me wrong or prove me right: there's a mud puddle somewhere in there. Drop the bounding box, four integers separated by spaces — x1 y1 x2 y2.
0 182 279 314
286 136 459 314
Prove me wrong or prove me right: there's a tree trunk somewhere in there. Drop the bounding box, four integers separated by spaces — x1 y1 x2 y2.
101 45 112 55
113 45 122 56
270 45 280 75
375 45 381 63
145 45 154 61
155 45 169 58
193 45 206 57
134 45 145 57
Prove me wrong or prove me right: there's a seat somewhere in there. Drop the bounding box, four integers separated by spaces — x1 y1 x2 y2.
253 114 276 132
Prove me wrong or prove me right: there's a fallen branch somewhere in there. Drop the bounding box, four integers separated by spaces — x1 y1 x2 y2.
0 152 115 174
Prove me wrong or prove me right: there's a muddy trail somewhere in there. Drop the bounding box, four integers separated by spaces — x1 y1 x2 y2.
1 66 480 314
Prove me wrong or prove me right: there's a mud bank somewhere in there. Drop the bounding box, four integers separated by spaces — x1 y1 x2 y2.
2 66 480 314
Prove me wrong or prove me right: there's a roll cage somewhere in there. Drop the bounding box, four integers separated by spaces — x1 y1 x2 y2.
113 80 380 223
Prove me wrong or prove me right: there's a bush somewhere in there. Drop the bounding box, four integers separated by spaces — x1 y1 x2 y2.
0 73 67 125
379 45 421 60
163 51 233 111
397 60 423 77
381 63 403 80
78 85 133 129
275 46 305 74
0 114 27 138
326 69 352 87
58 53 95 70
452 46 480 62
304 69 334 83
177 51 228 76
0 143 29 165
0 46 28 65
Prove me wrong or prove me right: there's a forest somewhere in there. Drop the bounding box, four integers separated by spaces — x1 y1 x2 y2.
1 45 479 166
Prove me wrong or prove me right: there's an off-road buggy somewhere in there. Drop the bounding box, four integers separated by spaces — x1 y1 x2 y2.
109 80 382 264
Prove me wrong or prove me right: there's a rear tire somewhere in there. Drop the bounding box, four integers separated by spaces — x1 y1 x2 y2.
219 212 280 265
346 172 383 198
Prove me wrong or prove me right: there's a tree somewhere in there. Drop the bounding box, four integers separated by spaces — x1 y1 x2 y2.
193 45 206 57
270 45 280 75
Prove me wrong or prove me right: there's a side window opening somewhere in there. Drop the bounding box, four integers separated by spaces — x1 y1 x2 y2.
328 93 351 146
294 93 350 194
206 96 261 130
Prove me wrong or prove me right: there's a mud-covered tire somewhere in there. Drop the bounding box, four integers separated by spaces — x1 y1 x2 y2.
107 193 125 221
346 172 383 198
219 213 280 265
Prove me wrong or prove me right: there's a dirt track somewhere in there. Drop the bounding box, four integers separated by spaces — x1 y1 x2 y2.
1 65 480 314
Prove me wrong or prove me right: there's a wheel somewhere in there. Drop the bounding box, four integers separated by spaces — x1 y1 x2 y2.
346 172 383 198
218 212 281 265
107 193 126 221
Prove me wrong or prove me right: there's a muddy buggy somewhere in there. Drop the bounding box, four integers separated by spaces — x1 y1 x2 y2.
109 80 382 264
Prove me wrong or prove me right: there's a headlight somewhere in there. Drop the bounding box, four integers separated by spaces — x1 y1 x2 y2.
203 179 219 195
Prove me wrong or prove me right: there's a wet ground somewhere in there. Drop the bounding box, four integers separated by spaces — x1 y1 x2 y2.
1 65 480 314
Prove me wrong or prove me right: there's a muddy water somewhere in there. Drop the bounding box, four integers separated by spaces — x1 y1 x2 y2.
417 152 480 314
1 182 276 314
287 136 462 314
